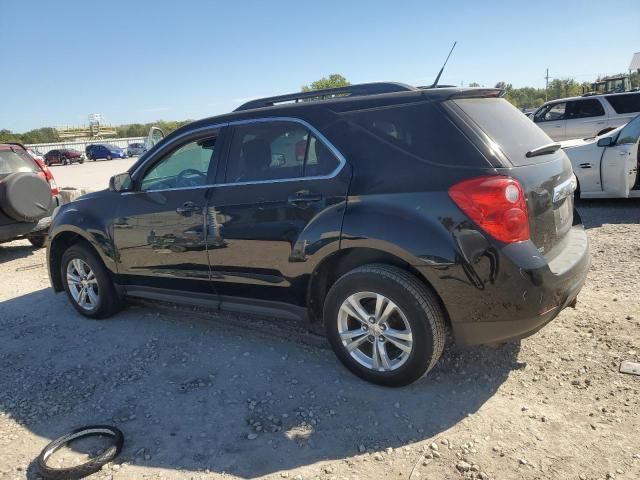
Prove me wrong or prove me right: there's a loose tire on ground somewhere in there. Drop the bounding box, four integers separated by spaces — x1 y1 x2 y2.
324 264 447 387
61 242 121 319
37 425 124 480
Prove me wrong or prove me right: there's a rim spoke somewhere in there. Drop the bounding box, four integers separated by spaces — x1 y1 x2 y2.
378 342 392 370
374 294 387 321
378 301 397 324
67 272 81 284
341 297 368 324
86 271 96 281
385 335 412 354
384 328 412 342
372 340 381 370
86 286 98 305
72 259 85 276
339 329 368 340
345 333 369 352
78 287 87 306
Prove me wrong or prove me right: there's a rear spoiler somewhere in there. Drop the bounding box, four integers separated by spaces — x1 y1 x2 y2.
448 88 505 100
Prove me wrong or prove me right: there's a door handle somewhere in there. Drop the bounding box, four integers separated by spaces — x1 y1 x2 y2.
288 190 322 206
579 163 592 169
176 201 202 216
619 151 628 156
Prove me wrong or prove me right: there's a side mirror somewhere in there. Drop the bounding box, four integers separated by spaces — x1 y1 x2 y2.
109 172 133 192
597 137 613 147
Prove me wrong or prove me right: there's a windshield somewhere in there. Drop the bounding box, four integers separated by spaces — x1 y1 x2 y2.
616 114 640 145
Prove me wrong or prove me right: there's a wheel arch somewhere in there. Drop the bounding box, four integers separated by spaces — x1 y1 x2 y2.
48 227 115 292
306 247 451 327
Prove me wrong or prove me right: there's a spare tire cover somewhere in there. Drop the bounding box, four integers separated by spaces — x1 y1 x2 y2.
0 172 52 222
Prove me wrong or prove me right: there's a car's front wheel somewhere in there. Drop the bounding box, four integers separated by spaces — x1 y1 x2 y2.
61 243 121 319
324 264 446 387
107 155 112 161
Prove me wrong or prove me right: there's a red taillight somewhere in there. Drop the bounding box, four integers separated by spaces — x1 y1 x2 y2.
448 175 530 243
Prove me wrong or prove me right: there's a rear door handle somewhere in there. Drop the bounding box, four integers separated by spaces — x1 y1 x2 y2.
176 201 202 216
579 163 592 169
288 190 322 206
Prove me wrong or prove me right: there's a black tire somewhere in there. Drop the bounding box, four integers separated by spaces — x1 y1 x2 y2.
61 243 121 319
37 425 124 480
63 158 70 166
324 264 446 387
107 155 112 161
45 159 51 166
28 235 47 248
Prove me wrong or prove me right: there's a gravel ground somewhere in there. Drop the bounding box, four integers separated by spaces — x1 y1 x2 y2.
0 198 639 480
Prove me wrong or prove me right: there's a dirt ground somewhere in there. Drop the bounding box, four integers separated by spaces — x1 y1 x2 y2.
0 199 639 480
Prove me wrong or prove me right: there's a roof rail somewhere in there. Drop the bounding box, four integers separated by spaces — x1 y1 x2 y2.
234 82 417 112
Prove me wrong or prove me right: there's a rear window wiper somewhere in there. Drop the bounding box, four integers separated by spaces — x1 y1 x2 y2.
525 142 561 158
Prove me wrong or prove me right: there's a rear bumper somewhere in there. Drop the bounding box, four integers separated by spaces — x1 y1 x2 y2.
418 225 590 347
0 194 61 243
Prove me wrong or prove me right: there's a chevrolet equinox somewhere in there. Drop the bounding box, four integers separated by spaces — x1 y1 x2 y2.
47 83 590 386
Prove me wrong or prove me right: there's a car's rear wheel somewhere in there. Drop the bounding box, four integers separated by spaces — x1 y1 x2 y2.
61 243 121 319
45 159 50 166
107 155 112 161
28 235 46 248
324 264 446 387
63 157 70 166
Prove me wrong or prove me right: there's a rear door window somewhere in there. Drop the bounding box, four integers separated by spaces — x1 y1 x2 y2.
534 102 567 122
566 99 605 118
453 97 558 166
605 93 640 114
225 122 308 183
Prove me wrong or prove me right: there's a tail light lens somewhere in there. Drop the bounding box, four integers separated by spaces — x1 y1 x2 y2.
448 175 530 243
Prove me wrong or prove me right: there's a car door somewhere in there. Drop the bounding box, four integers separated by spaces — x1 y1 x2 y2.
601 115 640 197
565 99 607 139
533 102 567 140
113 127 222 294
206 119 350 308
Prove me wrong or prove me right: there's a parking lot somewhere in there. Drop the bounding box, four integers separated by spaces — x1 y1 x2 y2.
0 156 639 479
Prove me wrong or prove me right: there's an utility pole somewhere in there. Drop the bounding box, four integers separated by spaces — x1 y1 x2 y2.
545 68 550 102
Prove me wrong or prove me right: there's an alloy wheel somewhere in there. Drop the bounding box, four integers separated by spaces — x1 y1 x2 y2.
66 258 100 311
337 291 413 372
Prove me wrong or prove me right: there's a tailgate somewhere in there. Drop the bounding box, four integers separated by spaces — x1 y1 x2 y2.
450 97 577 255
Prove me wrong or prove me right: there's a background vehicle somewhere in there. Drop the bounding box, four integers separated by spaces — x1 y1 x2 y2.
28 149 45 163
562 114 640 198
1 143 60 247
43 148 84 166
532 91 640 140
86 144 127 161
127 142 146 157
47 83 589 386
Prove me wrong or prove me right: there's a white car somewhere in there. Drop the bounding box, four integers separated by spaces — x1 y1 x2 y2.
561 114 640 199
532 91 640 141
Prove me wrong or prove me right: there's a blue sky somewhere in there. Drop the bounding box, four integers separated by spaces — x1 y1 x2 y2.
2 0 639 132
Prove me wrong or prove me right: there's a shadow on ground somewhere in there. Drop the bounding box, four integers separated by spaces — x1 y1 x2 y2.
576 197 640 229
0 241 40 264
1 288 521 479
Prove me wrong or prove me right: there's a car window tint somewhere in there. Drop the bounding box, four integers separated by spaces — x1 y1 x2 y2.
567 99 604 118
617 115 640 145
225 122 307 183
606 93 640 114
304 135 340 176
141 136 217 191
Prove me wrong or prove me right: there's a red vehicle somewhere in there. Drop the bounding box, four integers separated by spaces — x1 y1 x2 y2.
43 148 85 166
0 143 61 247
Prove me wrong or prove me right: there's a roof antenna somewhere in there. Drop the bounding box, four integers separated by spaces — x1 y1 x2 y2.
431 41 457 88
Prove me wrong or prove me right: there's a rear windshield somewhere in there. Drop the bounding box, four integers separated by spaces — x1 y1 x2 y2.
0 149 38 175
452 97 555 166
605 93 640 114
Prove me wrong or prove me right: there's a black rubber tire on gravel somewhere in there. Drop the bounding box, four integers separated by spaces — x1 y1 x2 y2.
61 243 121 319
37 425 124 480
324 264 447 387
28 235 47 248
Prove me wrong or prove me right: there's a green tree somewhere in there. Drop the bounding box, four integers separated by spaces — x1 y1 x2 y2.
302 74 351 91
468 82 481 87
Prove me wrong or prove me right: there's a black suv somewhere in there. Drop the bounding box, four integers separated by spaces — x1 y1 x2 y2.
47 83 590 386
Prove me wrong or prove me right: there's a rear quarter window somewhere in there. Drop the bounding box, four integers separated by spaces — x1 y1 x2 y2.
340 100 488 168
452 97 556 166
605 93 640 114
